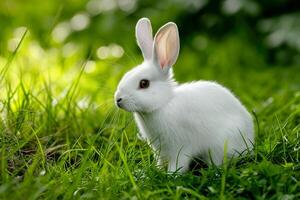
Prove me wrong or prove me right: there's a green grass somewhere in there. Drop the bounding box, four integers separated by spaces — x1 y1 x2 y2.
0 31 300 200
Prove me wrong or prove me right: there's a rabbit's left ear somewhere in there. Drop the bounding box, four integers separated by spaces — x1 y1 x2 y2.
153 22 180 73
136 18 153 60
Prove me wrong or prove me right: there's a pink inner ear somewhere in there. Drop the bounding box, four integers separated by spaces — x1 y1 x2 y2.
156 34 168 69
160 61 167 68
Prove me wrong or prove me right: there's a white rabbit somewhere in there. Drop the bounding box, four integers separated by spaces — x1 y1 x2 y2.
114 18 254 173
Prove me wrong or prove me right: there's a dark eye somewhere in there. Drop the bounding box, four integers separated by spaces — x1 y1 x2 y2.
139 79 150 89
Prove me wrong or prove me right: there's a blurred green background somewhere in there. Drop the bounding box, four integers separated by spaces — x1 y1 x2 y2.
1 0 299 106
1 0 300 63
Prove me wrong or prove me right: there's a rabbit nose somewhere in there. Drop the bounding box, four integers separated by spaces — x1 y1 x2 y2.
116 98 122 107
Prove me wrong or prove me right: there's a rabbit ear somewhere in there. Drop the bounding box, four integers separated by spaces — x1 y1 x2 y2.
136 18 153 60
153 22 180 72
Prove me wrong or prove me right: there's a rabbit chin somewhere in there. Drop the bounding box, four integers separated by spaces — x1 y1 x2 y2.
119 99 164 113
118 104 135 112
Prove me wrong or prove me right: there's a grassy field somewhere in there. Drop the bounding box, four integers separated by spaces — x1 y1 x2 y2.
0 25 300 199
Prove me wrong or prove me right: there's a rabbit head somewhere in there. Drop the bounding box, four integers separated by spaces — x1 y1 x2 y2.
114 18 180 113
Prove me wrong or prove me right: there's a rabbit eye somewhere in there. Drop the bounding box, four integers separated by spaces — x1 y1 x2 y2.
139 79 150 89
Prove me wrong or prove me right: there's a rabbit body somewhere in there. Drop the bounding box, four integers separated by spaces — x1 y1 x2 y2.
114 18 254 173
134 80 254 172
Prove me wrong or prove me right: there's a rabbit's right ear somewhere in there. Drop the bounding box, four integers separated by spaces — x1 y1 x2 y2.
152 22 179 74
135 18 153 60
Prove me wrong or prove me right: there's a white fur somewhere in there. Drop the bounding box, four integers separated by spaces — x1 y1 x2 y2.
115 18 254 173
136 18 153 60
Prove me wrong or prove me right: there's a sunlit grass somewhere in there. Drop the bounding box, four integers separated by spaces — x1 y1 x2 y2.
0 28 300 200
